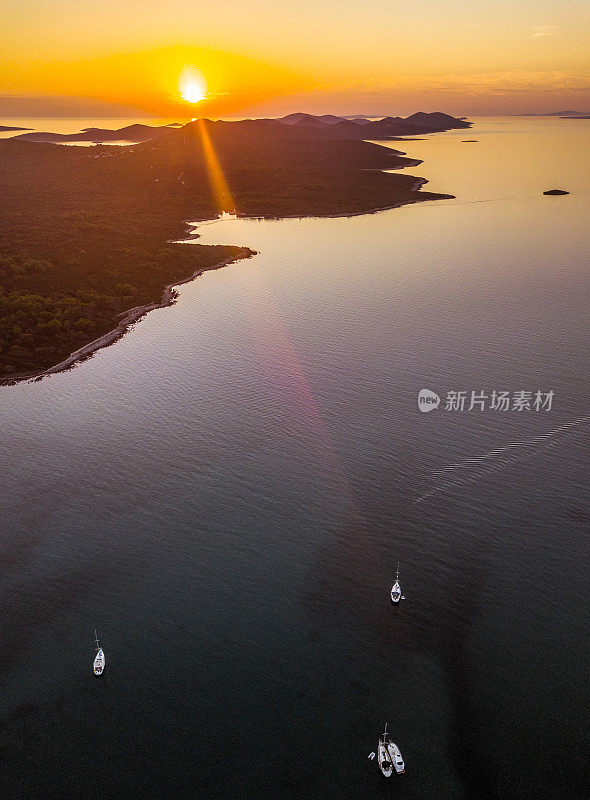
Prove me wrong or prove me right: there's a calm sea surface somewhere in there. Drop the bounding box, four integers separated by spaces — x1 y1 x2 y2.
0 117 588 799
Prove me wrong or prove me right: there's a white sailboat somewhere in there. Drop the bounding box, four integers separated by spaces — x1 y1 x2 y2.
391 562 402 603
93 629 105 675
387 739 405 774
377 724 393 777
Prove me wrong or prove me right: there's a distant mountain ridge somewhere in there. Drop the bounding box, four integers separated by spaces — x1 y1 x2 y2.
13 123 179 143
274 111 471 137
9 113 471 147
0 124 32 132
278 113 361 125
520 110 589 116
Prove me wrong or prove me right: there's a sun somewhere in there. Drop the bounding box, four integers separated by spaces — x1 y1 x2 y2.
179 69 206 104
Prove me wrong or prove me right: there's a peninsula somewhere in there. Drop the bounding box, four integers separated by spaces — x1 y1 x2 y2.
0 114 465 380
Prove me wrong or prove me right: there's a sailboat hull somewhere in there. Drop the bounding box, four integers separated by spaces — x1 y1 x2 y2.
387 742 405 773
93 648 105 675
378 742 393 776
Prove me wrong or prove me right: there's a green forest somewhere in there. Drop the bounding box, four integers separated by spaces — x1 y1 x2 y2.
0 209 245 378
0 138 245 378
0 121 448 378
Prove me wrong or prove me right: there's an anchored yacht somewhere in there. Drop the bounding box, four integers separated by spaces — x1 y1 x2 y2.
377 724 394 777
391 563 402 603
93 629 105 676
387 740 405 774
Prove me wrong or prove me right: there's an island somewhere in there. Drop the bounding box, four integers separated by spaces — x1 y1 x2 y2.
12 123 183 144
519 110 589 117
0 113 466 381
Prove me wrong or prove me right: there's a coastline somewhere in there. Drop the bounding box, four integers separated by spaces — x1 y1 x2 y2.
2 246 255 385
0 127 455 385
225 180 452 222
2 177 451 387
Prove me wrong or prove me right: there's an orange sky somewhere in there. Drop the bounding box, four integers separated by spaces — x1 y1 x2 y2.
1 1 589 117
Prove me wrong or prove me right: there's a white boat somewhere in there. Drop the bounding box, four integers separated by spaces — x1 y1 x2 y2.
377 724 393 777
391 562 402 603
93 629 105 675
387 740 405 774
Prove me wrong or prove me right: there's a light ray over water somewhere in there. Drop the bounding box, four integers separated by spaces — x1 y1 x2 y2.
230 261 365 521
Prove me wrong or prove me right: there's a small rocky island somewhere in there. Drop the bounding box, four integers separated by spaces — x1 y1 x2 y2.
543 189 570 195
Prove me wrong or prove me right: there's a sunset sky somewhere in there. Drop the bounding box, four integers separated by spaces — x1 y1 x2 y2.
2 0 589 118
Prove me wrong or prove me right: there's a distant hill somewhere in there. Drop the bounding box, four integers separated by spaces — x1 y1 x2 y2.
276 111 471 137
276 113 328 126
329 119 377 136
316 114 352 125
276 113 373 128
11 113 470 148
521 110 589 116
404 112 470 128
0 124 32 132
13 123 177 143
360 117 421 137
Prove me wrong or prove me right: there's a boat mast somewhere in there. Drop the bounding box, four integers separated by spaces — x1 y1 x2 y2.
396 562 400 580
94 629 100 650
383 722 388 739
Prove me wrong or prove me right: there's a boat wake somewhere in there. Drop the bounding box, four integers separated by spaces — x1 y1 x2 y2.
413 416 589 505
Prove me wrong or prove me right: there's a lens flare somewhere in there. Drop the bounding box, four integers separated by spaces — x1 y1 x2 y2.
180 69 206 104
196 119 235 213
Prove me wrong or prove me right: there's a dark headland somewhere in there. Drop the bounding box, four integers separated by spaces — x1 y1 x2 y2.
12 123 181 143
519 110 589 117
0 113 468 380
0 125 32 132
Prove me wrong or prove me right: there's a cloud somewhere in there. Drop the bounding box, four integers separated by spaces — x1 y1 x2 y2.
382 70 590 94
529 26 558 38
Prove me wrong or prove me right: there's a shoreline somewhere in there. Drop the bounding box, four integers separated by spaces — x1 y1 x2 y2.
176 178 449 227
2 182 452 386
2 247 255 386
1 146 451 387
231 188 453 221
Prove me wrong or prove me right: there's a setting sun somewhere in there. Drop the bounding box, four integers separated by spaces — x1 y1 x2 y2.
179 68 206 104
